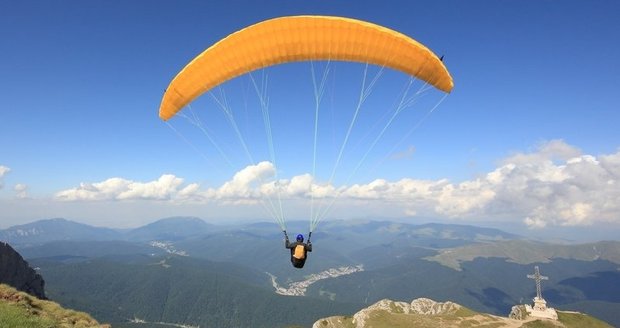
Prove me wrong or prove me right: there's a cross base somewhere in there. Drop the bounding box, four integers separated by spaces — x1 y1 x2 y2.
525 297 557 320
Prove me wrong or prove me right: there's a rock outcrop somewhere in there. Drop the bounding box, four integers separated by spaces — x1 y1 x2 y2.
509 304 528 320
410 298 462 315
0 241 46 299
313 297 613 328
351 298 461 327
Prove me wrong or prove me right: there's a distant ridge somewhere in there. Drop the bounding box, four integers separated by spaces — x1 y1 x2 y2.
426 239 620 270
0 218 121 245
125 216 215 241
2 217 520 246
0 217 217 245
319 219 521 242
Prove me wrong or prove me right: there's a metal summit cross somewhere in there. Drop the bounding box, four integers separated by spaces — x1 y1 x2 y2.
524 265 557 319
527 266 549 300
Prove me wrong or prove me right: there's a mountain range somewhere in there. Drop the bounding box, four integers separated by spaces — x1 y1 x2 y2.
0 217 221 245
1 217 618 327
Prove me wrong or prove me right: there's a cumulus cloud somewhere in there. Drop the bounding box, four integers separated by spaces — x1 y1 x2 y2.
55 174 191 201
501 139 582 166
208 161 275 200
334 140 620 228
14 184 28 199
51 141 620 229
432 141 620 228
0 165 10 189
54 162 277 204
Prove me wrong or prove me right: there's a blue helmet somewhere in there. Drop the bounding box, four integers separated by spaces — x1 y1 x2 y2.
296 234 304 242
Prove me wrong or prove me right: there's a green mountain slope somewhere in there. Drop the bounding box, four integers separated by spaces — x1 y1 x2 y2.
314 298 613 328
11 219 620 327
558 300 620 327
307 256 620 326
0 284 108 328
35 255 362 328
426 240 620 270
17 240 167 259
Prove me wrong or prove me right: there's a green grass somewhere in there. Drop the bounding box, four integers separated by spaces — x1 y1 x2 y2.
364 308 504 328
0 284 106 328
460 318 481 327
557 311 613 328
520 311 613 328
0 301 57 328
522 320 559 328
312 299 615 328
454 306 477 317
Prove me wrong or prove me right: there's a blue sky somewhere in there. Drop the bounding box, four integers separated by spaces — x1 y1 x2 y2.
1 1 619 237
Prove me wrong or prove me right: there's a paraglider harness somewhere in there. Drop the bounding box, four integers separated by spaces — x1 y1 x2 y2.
284 231 312 269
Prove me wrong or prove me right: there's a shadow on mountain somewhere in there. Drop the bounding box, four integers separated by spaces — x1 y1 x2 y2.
535 287 580 305
559 271 620 302
466 287 513 314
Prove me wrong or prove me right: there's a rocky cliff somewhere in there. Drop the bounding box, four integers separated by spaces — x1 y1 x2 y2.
0 241 46 299
350 298 462 327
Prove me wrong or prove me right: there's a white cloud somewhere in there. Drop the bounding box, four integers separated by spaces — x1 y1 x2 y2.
14 184 28 199
50 141 620 229
335 140 620 228
209 161 275 200
55 174 190 201
284 174 313 196
435 140 620 228
0 165 10 189
501 139 582 166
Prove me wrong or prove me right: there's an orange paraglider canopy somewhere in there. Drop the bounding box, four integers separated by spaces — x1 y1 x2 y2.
159 15 453 121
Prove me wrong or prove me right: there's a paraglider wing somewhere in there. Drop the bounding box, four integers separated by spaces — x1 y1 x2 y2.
159 15 454 120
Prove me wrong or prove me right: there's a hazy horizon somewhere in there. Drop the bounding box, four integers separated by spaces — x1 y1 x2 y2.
2 1 619 241
2 215 619 244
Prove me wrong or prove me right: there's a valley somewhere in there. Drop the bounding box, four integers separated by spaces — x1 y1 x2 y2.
2 217 619 327
268 264 364 296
